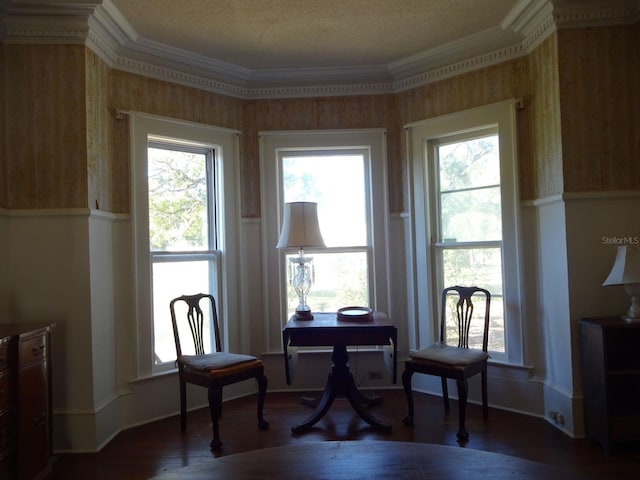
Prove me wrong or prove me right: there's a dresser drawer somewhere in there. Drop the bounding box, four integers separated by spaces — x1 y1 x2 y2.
0 343 10 373
0 373 11 413
0 410 15 456
19 333 47 365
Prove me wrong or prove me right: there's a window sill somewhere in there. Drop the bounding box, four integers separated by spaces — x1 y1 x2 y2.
129 368 178 384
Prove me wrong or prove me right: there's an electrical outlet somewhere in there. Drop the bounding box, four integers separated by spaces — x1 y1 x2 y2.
368 371 383 380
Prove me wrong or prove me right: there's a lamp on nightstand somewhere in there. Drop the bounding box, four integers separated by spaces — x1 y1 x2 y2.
603 245 640 321
276 202 326 320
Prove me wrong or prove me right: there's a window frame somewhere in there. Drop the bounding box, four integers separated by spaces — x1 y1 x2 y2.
406 100 523 365
260 129 390 353
129 112 242 378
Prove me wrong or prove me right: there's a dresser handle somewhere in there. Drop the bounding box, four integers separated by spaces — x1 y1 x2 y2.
32 345 45 357
33 411 47 429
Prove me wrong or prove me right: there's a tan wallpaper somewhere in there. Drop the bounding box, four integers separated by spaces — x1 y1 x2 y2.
241 95 399 216
0 46 6 207
86 50 113 212
110 70 244 213
526 34 563 199
395 57 533 201
558 24 640 192
3 45 88 209
3 23 638 214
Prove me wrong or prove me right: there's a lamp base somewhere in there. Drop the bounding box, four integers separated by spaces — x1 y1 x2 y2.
295 310 314 320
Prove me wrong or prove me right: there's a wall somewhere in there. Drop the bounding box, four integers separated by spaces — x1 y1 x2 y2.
86 50 114 213
0 45 6 209
2 19 639 451
3 45 88 209
110 69 244 214
242 95 400 216
558 25 640 194
0 45 7 320
558 23 640 434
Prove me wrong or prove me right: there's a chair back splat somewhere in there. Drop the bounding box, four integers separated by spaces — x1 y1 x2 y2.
440 286 491 351
403 285 491 442
169 293 269 450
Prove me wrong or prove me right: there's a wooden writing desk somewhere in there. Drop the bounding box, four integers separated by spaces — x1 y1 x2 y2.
282 312 396 433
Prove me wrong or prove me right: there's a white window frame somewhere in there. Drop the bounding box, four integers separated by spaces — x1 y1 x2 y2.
406 100 523 365
129 112 242 378
260 129 390 353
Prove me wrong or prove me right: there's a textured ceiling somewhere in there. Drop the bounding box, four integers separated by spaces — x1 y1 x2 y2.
110 0 519 70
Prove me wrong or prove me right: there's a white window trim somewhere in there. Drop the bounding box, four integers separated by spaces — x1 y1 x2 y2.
260 129 391 353
405 100 524 365
129 112 242 378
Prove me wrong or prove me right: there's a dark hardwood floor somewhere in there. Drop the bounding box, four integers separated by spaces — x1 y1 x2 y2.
52 390 640 479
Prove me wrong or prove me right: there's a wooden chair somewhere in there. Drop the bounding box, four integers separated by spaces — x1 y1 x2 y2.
169 293 269 450
402 286 491 441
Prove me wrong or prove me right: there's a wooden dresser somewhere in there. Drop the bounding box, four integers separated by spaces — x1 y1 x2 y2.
0 324 55 480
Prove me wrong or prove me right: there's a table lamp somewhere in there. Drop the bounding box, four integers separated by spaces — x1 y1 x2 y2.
276 202 326 320
603 245 640 321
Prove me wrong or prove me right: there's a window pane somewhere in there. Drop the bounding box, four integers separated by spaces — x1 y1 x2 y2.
148 147 208 251
282 155 366 247
438 136 499 191
152 260 217 363
440 186 501 242
285 251 368 318
441 247 504 352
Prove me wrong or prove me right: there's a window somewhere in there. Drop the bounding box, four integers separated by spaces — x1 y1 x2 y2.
407 100 522 364
130 113 241 377
147 142 220 364
432 131 504 352
261 130 390 353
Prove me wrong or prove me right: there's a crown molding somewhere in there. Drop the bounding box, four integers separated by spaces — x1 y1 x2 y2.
389 25 522 80
504 0 640 53
1 0 638 99
393 43 526 93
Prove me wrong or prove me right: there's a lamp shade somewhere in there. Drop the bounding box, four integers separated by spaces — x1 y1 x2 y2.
276 202 326 249
603 245 640 286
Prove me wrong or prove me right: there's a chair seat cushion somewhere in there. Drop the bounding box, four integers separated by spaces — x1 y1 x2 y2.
180 352 262 378
409 343 488 366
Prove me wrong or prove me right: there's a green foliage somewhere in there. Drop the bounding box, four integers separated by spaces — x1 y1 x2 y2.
148 148 208 251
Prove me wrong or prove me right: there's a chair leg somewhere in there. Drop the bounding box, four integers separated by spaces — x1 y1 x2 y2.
208 386 223 450
481 368 489 419
256 372 270 430
179 378 187 432
441 376 450 412
456 378 469 441
402 365 415 426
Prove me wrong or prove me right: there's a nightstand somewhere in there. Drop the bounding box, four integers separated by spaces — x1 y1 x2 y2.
580 316 640 453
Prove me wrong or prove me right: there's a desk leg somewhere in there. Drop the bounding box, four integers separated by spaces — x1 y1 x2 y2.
291 345 391 433
291 374 337 433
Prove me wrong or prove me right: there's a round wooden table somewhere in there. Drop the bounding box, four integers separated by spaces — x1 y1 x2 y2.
151 440 586 479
